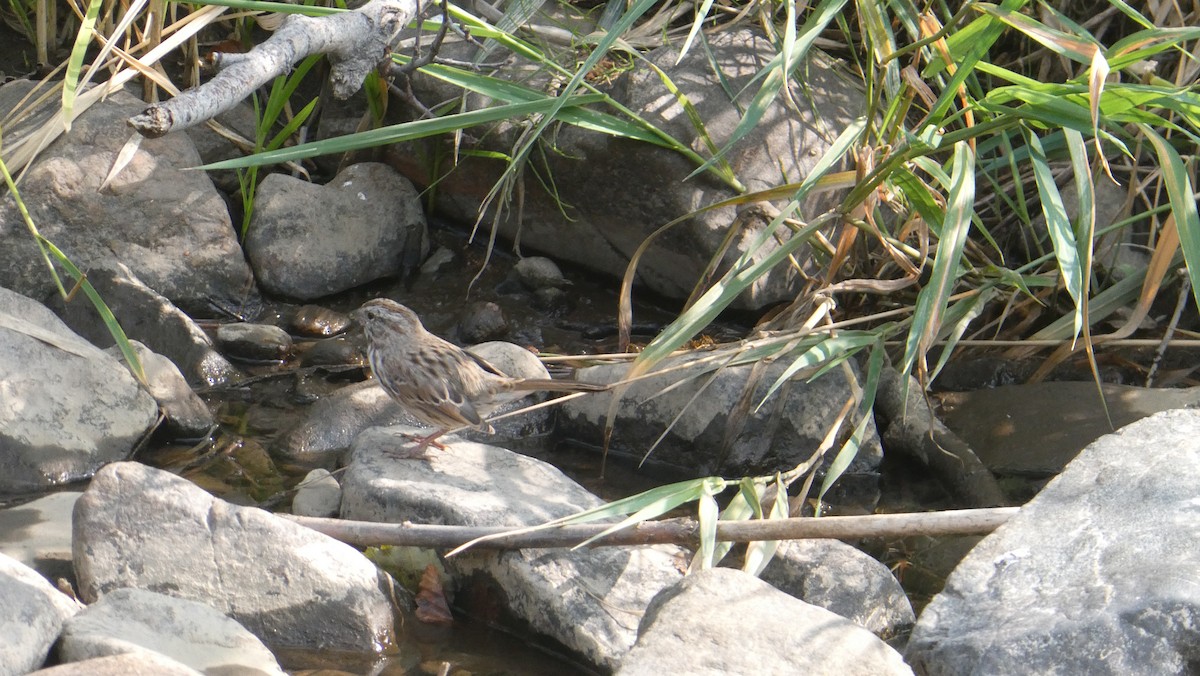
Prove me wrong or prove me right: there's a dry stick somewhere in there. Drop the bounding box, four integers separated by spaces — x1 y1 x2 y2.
285 507 1018 551
128 0 420 137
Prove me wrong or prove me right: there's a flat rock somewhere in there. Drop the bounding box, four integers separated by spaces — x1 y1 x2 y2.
616 568 912 675
906 408 1200 675
73 462 399 653
58 588 284 675
340 434 688 671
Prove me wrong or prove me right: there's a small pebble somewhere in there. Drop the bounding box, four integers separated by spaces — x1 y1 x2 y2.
216 323 293 362
420 246 456 277
292 469 341 518
299 337 364 368
291 305 352 337
514 256 569 290
459 302 508 343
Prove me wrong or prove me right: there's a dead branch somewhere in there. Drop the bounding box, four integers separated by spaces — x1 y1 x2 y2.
285 507 1018 550
128 0 419 138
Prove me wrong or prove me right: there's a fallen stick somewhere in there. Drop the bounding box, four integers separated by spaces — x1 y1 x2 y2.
285 507 1018 551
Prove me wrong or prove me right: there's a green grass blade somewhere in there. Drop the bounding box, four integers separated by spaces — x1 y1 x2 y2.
197 95 607 170
899 141 976 379
1140 125 1200 310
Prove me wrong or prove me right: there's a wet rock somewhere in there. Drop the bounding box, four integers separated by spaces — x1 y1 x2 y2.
58 588 285 675
292 469 341 518
458 301 508 343
0 492 81 582
298 336 362 367
390 28 862 310
275 380 408 462
291 304 352 337
107 341 213 439
616 568 912 675
0 81 258 315
514 256 568 290
760 539 915 639
0 552 82 675
419 246 455 277
0 287 159 497
48 261 241 387
340 437 688 671
73 462 400 652
559 353 883 505
215 322 293 362
244 162 429 300
906 409 1200 674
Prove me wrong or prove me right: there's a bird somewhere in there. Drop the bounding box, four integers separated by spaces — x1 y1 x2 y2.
352 298 605 456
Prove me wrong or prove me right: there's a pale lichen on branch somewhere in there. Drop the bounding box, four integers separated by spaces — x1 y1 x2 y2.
128 0 420 138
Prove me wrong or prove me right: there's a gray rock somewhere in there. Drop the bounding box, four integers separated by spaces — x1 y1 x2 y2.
58 588 284 675
29 652 203 676
340 436 687 671
390 28 861 309
560 352 882 503
297 336 360 367
0 287 159 496
0 552 82 675
514 256 568 290
458 301 508 343
0 492 81 581
49 262 241 387
291 304 351 337
215 322 293 362
244 162 428 299
292 469 341 518
0 82 256 315
73 462 400 653
906 409 1200 675
274 380 407 462
760 539 914 639
106 341 213 439
617 568 912 675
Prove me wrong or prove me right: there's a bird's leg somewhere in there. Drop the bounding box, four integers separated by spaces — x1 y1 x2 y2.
385 428 450 458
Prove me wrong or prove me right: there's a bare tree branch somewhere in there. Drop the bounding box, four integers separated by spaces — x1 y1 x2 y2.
128 0 420 137
285 507 1018 551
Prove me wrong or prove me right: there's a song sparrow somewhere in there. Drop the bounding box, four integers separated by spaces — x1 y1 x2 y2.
353 298 605 455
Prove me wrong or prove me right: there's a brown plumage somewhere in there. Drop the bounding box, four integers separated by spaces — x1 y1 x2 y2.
352 298 604 455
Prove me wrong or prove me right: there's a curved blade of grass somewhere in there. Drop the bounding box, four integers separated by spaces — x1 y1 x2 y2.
197 95 606 170
688 480 721 571
1026 128 1083 342
446 477 718 556
673 0 717 65
61 0 105 130
816 340 883 506
711 477 766 565
1140 125 1200 310
758 332 877 410
404 58 674 147
899 141 975 380
743 474 788 576
192 0 342 15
